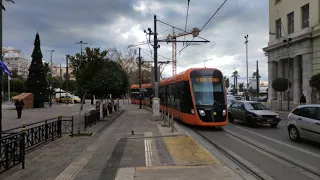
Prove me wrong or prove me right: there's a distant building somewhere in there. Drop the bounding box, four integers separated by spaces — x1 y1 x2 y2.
263 0 320 109
2 46 31 78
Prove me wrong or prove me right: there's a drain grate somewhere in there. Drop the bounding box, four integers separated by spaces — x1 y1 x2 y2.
98 138 128 180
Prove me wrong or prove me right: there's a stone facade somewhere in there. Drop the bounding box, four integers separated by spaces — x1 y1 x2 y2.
264 30 320 110
264 0 320 110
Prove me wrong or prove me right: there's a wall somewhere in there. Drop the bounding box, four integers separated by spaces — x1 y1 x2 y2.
269 0 319 42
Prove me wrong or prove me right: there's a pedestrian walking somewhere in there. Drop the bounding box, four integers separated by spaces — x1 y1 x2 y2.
300 94 306 105
15 99 24 119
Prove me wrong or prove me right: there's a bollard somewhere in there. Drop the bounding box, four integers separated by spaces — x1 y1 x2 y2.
171 112 174 132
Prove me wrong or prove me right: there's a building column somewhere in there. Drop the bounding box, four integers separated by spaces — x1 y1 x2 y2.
293 56 302 104
302 53 312 103
277 60 283 101
268 61 277 102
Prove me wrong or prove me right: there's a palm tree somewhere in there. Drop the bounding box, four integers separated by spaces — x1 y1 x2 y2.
1 0 15 11
252 71 261 79
231 71 240 95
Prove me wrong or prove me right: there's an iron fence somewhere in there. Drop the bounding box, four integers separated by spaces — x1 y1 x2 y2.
0 116 73 174
84 110 100 131
0 133 25 174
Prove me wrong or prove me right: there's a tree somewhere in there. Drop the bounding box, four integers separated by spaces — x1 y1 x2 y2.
224 77 229 89
309 73 320 102
43 62 50 77
252 71 261 79
272 77 292 110
70 47 129 123
62 80 76 93
25 32 47 108
239 83 244 92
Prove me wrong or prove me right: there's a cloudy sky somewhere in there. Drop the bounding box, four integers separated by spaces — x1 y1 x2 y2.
3 0 269 85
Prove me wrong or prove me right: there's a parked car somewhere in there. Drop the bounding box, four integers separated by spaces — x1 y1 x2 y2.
287 104 320 142
227 95 236 108
228 101 281 127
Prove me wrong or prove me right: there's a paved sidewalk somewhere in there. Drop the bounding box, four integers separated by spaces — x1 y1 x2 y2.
0 104 244 180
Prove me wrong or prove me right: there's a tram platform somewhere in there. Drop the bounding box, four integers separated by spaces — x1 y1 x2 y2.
0 104 244 180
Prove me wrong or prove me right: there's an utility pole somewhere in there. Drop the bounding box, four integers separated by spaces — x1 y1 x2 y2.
59 63 62 101
46 49 54 71
244 35 249 100
66 55 69 105
0 0 3 139
233 73 236 96
153 15 159 99
76 41 88 62
138 48 142 109
46 49 54 107
256 61 260 98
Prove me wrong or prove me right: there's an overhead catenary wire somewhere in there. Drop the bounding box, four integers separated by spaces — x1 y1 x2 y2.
140 48 171 61
178 0 228 54
156 19 209 41
183 0 191 46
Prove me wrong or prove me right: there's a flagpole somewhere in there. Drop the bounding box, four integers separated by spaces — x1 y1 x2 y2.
0 0 3 140
8 76 10 102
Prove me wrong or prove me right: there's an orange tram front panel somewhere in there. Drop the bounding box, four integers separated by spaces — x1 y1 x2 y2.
131 68 229 127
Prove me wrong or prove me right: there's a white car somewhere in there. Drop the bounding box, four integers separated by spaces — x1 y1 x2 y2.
287 104 320 142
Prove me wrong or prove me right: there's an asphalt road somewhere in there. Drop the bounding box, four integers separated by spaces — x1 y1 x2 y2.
187 114 320 180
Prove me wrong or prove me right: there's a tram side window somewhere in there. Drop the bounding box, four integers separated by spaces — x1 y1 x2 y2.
181 81 194 114
174 82 181 110
167 84 172 108
159 86 165 105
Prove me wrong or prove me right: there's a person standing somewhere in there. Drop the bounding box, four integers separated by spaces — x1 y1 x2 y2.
300 94 306 105
15 100 24 119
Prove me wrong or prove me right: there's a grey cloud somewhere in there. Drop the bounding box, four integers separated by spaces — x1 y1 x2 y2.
4 0 269 82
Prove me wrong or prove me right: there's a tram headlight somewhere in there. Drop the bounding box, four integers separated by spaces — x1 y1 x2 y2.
222 109 226 116
191 109 195 114
199 110 206 116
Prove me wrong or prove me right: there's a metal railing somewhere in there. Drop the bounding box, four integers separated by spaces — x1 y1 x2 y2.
84 110 100 131
0 132 25 174
2 116 74 151
0 116 73 174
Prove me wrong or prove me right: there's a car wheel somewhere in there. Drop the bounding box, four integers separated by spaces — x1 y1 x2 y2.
247 116 256 127
228 113 234 123
288 126 300 142
270 123 278 128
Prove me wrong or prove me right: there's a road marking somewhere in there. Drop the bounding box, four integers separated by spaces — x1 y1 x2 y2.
230 126 320 159
144 132 161 167
225 132 320 180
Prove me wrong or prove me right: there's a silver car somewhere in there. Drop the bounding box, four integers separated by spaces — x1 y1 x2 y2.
287 104 320 142
228 101 281 127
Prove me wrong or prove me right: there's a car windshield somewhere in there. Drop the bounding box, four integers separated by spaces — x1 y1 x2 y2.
191 76 225 106
245 103 268 110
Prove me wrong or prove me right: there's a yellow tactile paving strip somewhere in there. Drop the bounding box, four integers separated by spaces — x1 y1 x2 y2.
163 135 221 166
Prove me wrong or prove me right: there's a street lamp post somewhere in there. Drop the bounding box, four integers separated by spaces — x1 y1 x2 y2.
203 58 213 68
75 41 87 135
244 35 249 100
283 38 292 111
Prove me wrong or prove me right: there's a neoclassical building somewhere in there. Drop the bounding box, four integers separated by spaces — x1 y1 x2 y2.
263 0 320 110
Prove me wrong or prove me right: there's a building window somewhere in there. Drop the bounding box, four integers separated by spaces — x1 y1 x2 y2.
287 12 294 34
275 0 281 4
275 18 282 39
301 3 309 29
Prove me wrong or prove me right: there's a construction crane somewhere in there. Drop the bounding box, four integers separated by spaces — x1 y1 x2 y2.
167 27 200 75
128 27 200 76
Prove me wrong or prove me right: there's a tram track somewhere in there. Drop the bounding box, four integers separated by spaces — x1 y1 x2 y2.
193 127 320 180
